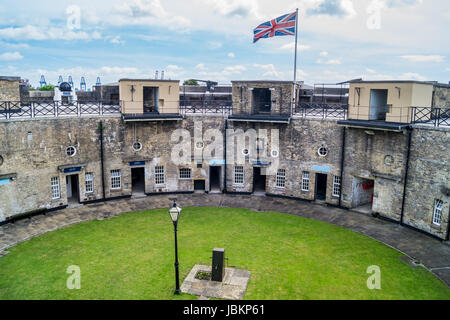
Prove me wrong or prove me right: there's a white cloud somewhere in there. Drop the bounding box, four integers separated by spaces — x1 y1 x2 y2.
228 52 235 58
109 36 125 45
223 65 246 75
307 0 357 18
111 0 191 30
400 55 445 63
195 63 206 70
0 41 30 49
253 64 284 78
326 59 341 65
0 51 23 61
366 68 377 73
296 69 308 78
198 0 260 18
207 41 223 50
316 58 341 65
319 51 328 57
279 42 311 52
0 25 101 41
446 67 450 72
167 64 182 71
399 72 427 81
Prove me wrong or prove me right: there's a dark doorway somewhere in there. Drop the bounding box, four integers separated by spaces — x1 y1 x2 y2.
315 173 327 201
253 167 266 193
210 166 221 193
143 87 158 113
66 174 79 204
369 89 389 120
194 180 206 192
131 167 145 195
253 88 271 113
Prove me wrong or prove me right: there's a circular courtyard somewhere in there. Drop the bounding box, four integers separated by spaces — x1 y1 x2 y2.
0 206 448 300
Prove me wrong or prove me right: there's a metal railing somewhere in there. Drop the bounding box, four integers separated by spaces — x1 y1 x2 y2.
0 101 121 120
346 105 450 127
411 107 450 127
293 102 348 120
179 100 232 116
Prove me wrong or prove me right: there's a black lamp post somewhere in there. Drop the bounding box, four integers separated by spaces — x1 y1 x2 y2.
168 200 182 295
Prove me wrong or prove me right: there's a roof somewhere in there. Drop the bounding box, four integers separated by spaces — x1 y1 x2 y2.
228 114 291 124
119 79 179 83
0 76 20 82
122 113 183 122
337 119 410 131
231 80 295 84
347 79 437 86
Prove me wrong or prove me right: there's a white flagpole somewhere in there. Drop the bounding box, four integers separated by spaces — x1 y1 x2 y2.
293 8 299 114
293 8 299 83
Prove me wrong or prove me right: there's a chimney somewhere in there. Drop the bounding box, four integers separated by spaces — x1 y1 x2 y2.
155 71 159 80
161 71 164 80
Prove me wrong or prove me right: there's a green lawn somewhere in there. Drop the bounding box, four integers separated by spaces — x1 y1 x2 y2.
0 207 448 300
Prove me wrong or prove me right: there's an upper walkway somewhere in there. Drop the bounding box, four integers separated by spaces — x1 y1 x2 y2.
0 193 448 287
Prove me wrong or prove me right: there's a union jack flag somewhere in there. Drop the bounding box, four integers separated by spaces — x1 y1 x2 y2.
253 11 297 43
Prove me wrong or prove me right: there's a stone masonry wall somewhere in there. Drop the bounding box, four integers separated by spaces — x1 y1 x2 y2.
0 115 448 240
340 128 409 221
403 126 450 239
231 81 293 115
0 78 20 101
432 85 450 108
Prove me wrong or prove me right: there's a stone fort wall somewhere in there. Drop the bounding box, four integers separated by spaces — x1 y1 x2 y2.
0 116 448 240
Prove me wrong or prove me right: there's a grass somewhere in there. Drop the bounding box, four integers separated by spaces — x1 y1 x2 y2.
0 207 448 300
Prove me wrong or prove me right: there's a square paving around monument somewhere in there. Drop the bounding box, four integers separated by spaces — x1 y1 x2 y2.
180 264 251 300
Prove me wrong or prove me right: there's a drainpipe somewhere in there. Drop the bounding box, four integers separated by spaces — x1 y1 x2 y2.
338 127 346 207
446 207 450 241
99 120 106 200
400 128 413 225
223 120 228 194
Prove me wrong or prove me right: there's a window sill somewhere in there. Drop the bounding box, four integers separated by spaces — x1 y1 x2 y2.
431 223 441 230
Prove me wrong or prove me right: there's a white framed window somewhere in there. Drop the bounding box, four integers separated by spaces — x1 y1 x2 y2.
85 172 94 193
276 169 286 188
302 171 310 192
318 146 328 157
51 177 60 199
110 169 121 189
234 166 244 185
333 176 341 197
66 146 77 157
132 142 142 152
433 200 443 226
179 168 192 180
155 166 165 185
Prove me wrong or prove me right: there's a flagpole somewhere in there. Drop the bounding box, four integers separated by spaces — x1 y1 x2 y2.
293 8 299 83
293 8 299 115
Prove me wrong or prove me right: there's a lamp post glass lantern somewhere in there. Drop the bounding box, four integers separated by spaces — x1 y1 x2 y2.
168 200 182 294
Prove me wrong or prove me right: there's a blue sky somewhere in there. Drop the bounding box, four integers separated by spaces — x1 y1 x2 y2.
0 0 449 88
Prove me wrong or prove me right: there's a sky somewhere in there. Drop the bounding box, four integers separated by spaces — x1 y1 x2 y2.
0 0 449 88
